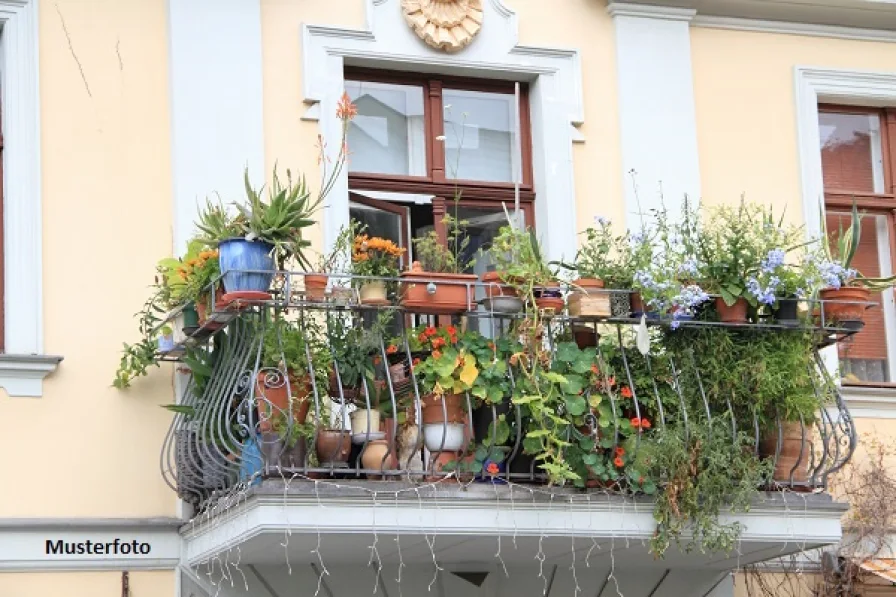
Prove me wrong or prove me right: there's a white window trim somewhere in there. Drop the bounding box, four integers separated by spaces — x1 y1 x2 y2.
795 66 896 413
301 0 584 264
0 0 62 397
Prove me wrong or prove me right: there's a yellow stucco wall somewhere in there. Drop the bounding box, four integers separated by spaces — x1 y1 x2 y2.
0 570 174 597
691 26 896 219
0 0 175 517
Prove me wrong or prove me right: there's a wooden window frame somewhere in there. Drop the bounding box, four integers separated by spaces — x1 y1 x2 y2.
820 104 896 387
345 67 535 204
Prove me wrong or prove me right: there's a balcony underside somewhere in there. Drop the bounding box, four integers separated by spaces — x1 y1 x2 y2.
182 480 846 571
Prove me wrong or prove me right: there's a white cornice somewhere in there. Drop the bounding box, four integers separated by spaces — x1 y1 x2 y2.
693 15 896 43
606 2 697 21
839 386 896 418
0 354 63 397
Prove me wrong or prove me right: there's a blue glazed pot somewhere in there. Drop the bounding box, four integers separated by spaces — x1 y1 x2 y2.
218 238 275 294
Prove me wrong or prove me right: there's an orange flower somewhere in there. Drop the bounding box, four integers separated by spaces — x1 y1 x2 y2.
630 417 641 428
336 91 358 120
615 446 625 457
614 456 624 468
431 337 445 349
432 350 442 360
446 325 457 336
418 334 427 345
641 419 652 429
486 462 500 475
606 376 616 387
620 386 633 399
638 475 645 483
424 326 437 337
386 345 398 355
373 356 382 365
412 357 421 367
590 364 599 374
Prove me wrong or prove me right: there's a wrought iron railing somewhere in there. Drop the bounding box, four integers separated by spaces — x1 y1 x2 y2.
158 271 859 510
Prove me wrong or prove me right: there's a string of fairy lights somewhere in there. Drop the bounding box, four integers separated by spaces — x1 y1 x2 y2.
184 469 821 597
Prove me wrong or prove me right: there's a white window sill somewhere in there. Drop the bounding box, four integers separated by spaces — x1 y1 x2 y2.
839 385 896 419
0 354 63 397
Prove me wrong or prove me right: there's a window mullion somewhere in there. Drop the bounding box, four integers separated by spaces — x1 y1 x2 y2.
428 79 446 181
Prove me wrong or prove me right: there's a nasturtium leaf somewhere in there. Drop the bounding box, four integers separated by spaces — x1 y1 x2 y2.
564 395 587 416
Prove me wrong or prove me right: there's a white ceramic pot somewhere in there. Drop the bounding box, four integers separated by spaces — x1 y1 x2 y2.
423 422 466 452
350 409 381 437
359 281 387 304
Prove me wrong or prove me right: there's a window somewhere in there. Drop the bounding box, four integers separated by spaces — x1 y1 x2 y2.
345 69 535 273
819 105 896 384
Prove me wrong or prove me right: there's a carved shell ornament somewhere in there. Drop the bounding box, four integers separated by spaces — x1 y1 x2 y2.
401 0 483 53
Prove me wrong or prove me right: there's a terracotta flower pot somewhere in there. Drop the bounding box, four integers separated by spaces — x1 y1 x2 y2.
400 262 477 314
573 278 605 290
820 286 871 326
573 326 598 349
759 422 814 487
315 430 351 463
421 393 466 424
533 285 564 312
304 273 328 302
715 297 749 323
255 370 290 426
197 286 225 325
481 271 519 300
425 450 462 482
361 440 396 480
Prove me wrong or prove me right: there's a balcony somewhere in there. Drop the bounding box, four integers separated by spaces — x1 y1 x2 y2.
156 270 860 576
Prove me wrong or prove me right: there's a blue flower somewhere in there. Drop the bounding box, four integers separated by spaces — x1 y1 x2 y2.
761 249 786 273
593 215 609 226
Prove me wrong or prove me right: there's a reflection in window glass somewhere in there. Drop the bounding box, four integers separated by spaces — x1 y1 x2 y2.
346 81 426 176
443 89 516 183
827 212 894 383
818 112 884 194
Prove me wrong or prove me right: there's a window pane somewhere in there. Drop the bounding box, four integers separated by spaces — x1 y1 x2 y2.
827 211 894 383
818 111 885 193
346 81 426 176
443 89 517 183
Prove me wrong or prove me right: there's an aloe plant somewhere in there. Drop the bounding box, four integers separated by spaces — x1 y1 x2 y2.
237 168 322 270
820 201 896 290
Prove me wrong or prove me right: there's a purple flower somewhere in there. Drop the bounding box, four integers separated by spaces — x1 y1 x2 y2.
593 215 609 226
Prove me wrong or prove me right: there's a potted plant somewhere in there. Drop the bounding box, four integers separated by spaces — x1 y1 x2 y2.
413 326 481 453
818 202 896 327
257 315 331 430
305 222 357 302
351 233 405 304
563 216 627 318
314 400 352 466
196 94 355 299
489 218 563 313
401 210 478 314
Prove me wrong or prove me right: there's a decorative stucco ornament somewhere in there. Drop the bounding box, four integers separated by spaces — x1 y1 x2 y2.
401 0 483 53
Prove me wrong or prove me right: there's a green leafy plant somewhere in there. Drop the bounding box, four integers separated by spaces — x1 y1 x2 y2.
412 210 476 274
645 419 772 557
